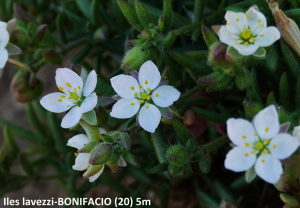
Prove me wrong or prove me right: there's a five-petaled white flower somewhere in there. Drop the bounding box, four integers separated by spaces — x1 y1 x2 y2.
219 6 281 56
225 105 299 184
0 21 9 69
40 68 98 128
110 60 180 133
67 128 127 182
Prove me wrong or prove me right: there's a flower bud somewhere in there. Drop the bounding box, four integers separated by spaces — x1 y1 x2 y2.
208 42 232 70
106 153 121 173
266 0 300 56
138 29 151 40
10 70 43 103
43 49 63 65
235 67 252 91
89 143 112 165
166 145 188 166
183 110 195 126
6 18 18 35
35 24 48 45
168 163 182 176
10 27 29 48
93 26 108 42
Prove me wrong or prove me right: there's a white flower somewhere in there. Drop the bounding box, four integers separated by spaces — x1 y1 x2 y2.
224 105 299 184
110 60 181 133
0 21 9 69
293 126 300 142
40 68 98 128
219 6 281 56
67 128 127 182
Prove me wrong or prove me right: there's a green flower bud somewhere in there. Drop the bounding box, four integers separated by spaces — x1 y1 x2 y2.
168 163 182 176
93 26 109 42
163 31 177 47
280 193 299 207
10 70 43 103
208 42 232 70
43 49 63 65
166 145 188 166
10 27 29 48
35 24 48 45
138 29 151 40
89 143 112 165
106 153 121 173
158 16 164 32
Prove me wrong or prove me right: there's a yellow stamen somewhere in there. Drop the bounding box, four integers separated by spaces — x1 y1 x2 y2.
147 95 150 100
246 14 250 18
130 86 135 90
254 133 257 136
134 92 138 97
236 18 240 22
77 98 80 101
74 153 78 156
155 93 159 97
147 88 151 92
261 24 264 28
68 97 71 99
260 34 264 37
144 80 148 84
264 149 269 154
251 150 255 154
228 33 231 36
265 139 270 144
130 102 135 106
226 22 230 25
258 19 261 23
78 86 81 89
57 99 62 102
273 144 277 149
250 37 254 43
146 106 149 109
265 128 269 132
67 105 70 107
66 82 72 88
262 159 265 163
74 88 77 92
242 135 246 139
235 41 238 44
59 87 64 91
139 85 143 89
86 166 89 170
139 100 144 104
245 142 250 147
244 42 249 46
244 153 249 157
60 95 65 98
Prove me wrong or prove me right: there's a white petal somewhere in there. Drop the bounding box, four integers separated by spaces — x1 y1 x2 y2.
225 11 248 34
61 106 82 128
226 118 258 146
255 153 283 184
225 146 256 172
40 92 75 113
88 165 105 182
118 156 127 167
110 74 139 98
293 126 300 142
110 98 140 119
219 26 238 46
0 21 7 29
83 70 97 97
151 85 180 107
269 133 300 160
138 60 161 91
80 92 97 113
254 27 281 47
73 153 90 171
138 103 161 133
55 68 83 95
253 105 279 140
0 48 8 68
246 7 267 35
67 134 91 150
233 44 259 56
0 27 9 48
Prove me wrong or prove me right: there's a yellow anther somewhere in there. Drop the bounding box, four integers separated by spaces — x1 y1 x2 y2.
130 86 135 90
260 34 264 37
274 35 277 40
60 95 65 98
59 87 64 91
244 42 249 46
265 128 269 132
147 88 151 92
130 102 135 106
245 142 250 147
236 18 240 22
139 85 143 89
147 95 150 99
265 139 270 144
242 135 246 139
228 33 231 36
145 80 148 84
141 93 148 100
254 133 257 136
68 97 71 99
251 150 256 154
273 144 277 149
235 41 238 44
245 153 249 157
246 14 250 18
66 82 72 88
74 88 77 92
255 142 264 150
146 106 149 109
74 153 78 156
262 159 265 163
155 93 159 97
78 86 81 89
134 93 138 97
226 22 230 25
67 105 70 107
86 166 89 170
57 99 62 102
250 37 254 43
77 98 80 101
261 24 264 28
258 19 261 23
139 100 144 104
264 149 270 154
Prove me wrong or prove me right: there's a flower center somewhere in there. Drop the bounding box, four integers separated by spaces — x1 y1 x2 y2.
69 91 80 101
141 92 148 100
242 29 252 39
255 142 264 151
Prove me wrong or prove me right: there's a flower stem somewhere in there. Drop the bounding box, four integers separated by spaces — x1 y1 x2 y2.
151 127 167 163
7 59 32 72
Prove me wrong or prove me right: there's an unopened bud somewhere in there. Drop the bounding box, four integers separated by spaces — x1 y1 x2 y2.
93 26 108 42
6 18 18 35
168 163 182 176
10 27 29 47
266 0 300 56
35 24 48 45
166 145 188 166
183 110 195 126
208 42 231 69
44 49 63 65
138 29 151 40
89 143 112 165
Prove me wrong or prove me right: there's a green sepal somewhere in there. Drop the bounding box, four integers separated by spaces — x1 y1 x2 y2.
202 25 219 48
120 132 131 150
83 164 104 178
235 67 252 91
89 143 112 165
163 0 172 33
102 135 114 143
106 153 121 173
6 18 17 35
172 119 194 144
226 46 244 62
166 145 188 166
122 151 139 167
245 166 256 183
82 109 97 125
79 120 101 142
5 43 21 55
211 74 234 91
168 163 182 176
117 0 143 31
186 139 198 153
148 162 169 174
135 0 151 28
252 47 266 58
18 153 34 176
10 27 29 48
78 141 99 153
